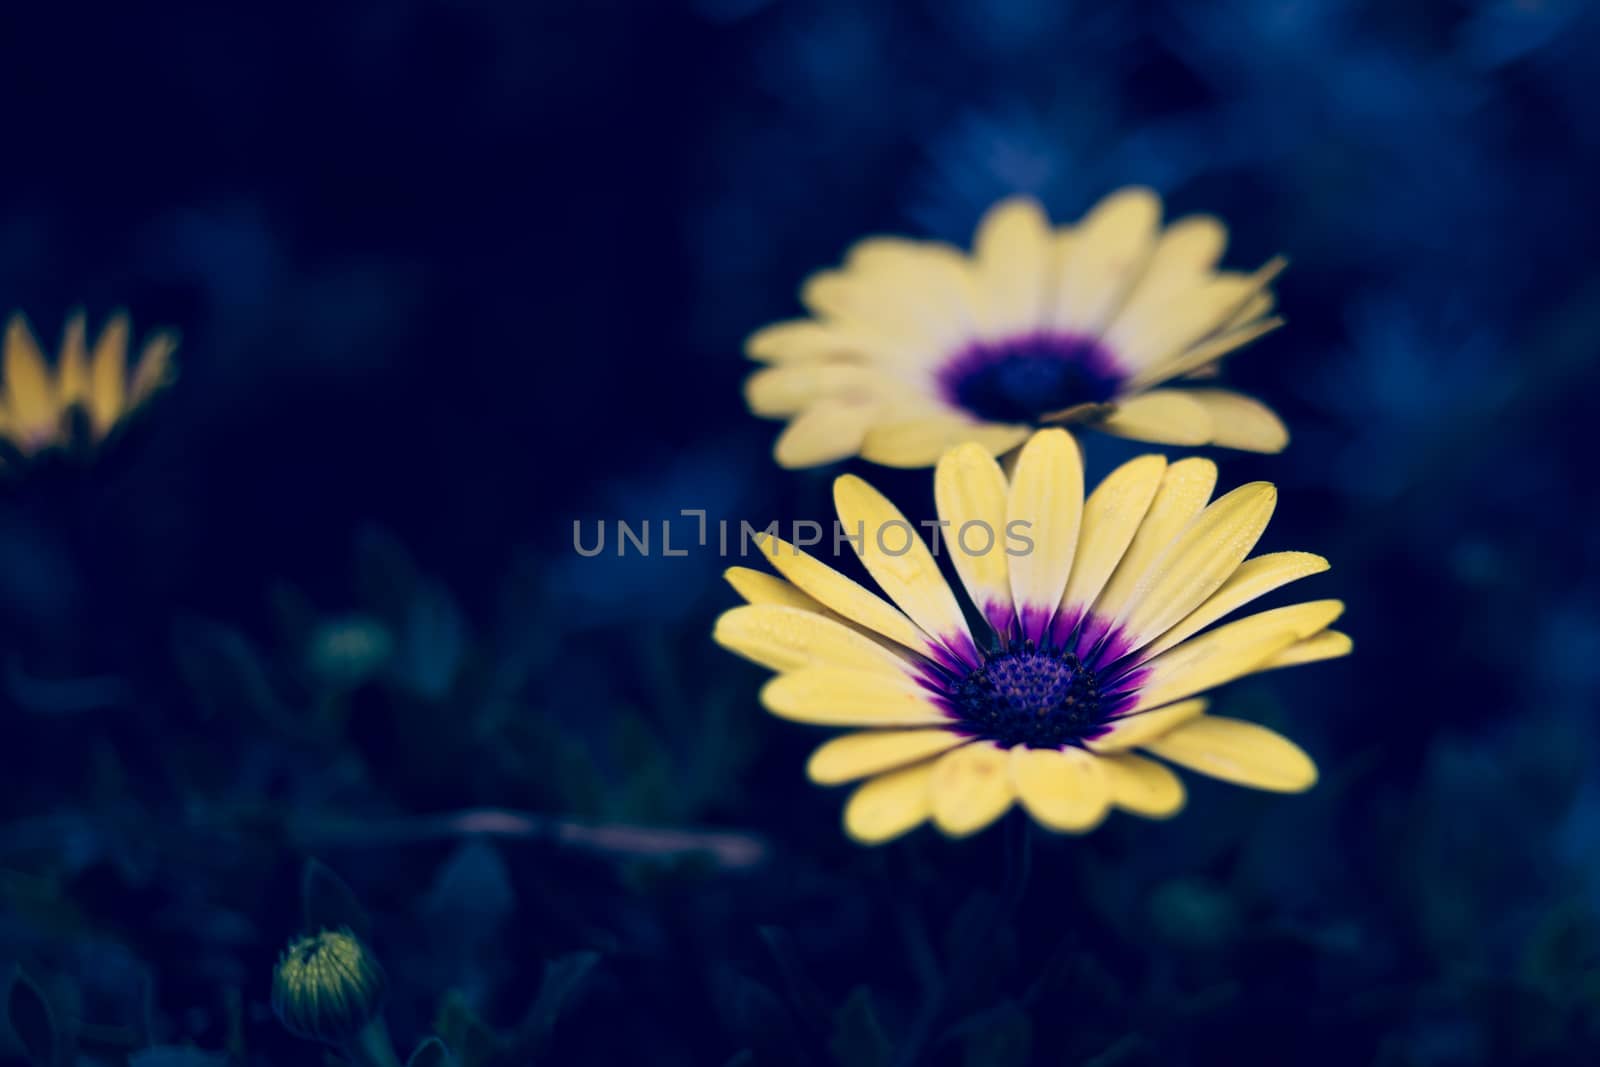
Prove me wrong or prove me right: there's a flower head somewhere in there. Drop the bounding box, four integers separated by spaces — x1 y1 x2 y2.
744 189 1286 468
0 311 177 463
714 429 1348 843
271 927 388 1044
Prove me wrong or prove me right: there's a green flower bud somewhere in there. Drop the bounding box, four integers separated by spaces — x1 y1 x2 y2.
272 927 388 1044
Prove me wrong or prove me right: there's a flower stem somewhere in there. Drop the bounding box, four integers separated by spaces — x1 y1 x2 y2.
1001 810 1034 913
893 813 1034 1067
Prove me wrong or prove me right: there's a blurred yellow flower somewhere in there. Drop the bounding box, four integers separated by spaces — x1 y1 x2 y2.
0 311 177 461
715 429 1348 844
744 188 1287 468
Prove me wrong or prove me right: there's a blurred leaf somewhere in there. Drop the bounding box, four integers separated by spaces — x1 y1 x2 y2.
127 1048 229 1067
4 971 56 1067
1465 976 1569 1060
504 714 607 814
0 870 85 935
760 927 830 1036
421 842 514 950
829 987 890 1067
171 618 293 730
1147 877 1240 953
356 526 420 622
941 890 999 965
3 657 127 717
404 1037 455 1067
267 581 319 660
954 1001 1031 1067
392 579 466 700
434 992 499 1067
940 891 1014 1009
301 859 371 940
709 968 795 1055
720 1053 754 1067
617 850 721 895
684 687 758 814
612 714 678 822
516 952 600 1053
1521 900 1600 999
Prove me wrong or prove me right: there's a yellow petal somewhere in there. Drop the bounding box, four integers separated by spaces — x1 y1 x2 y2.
773 398 877 468
1130 315 1284 390
1257 629 1353 672
843 236 924 271
807 729 970 785
930 742 1015 838
1113 214 1226 317
1004 428 1083 640
56 314 90 409
129 331 178 407
1085 698 1209 752
714 604 910 676
841 239 977 349
1120 482 1278 649
3 314 58 439
723 566 826 612
860 417 1029 469
1092 458 1217 623
1141 552 1330 660
1225 290 1276 332
935 442 1014 634
724 564 889 642
1129 600 1345 713
1099 752 1187 818
800 269 887 326
1096 390 1214 447
1059 454 1166 622
1010 746 1110 834
1047 187 1162 334
756 534 935 657
844 762 936 844
745 363 865 418
760 668 953 727
746 319 855 364
1180 389 1289 453
802 271 950 362
972 197 1052 338
834 474 977 664
1105 274 1265 370
89 313 129 437
1143 716 1317 793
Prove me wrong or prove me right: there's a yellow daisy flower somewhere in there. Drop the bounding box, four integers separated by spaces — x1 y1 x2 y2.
0 311 177 462
744 188 1288 468
714 429 1349 844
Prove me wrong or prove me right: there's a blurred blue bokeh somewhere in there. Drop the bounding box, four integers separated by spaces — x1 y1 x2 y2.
2 1 1598 1064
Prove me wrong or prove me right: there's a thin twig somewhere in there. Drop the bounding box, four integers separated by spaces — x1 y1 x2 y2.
285 808 769 870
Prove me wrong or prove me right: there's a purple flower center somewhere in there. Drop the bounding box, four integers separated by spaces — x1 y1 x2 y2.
953 645 1104 748
938 332 1125 423
925 618 1147 749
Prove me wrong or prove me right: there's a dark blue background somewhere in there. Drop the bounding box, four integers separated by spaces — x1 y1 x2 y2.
3 2 1598 1064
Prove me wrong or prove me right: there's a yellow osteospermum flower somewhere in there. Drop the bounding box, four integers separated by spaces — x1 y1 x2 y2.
0 311 178 461
714 429 1349 844
744 188 1288 468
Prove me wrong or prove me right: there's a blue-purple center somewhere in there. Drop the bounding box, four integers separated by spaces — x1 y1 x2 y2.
938 332 1125 423
952 643 1105 749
